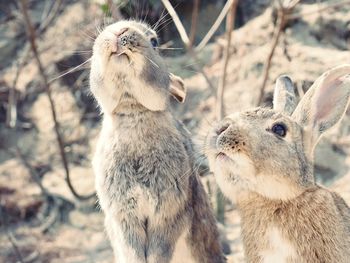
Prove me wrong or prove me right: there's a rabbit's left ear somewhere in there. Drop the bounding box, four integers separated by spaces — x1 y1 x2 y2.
273 75 297 115
169 73 186 103
292 65 350 147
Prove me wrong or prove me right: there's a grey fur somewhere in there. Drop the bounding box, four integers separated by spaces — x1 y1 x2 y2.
205 65 350 262
90 21 225 263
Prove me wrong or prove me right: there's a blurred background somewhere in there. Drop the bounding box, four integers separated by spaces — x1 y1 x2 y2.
1 0 350 262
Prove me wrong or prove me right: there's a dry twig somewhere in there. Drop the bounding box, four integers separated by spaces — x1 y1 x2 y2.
38 0 62 34
5 232 24 263
160 0 215 92
188 52 216 92
19 0 95 201
216 0 238 121
6 232 25 263
256 0 349 104
15 148 49 198
161 0 190 46
188 0 200 49
6 46 31 128
257 0 300 105
215 0 239 224
5 146 74 234
7 71 19 129
195 0 235 53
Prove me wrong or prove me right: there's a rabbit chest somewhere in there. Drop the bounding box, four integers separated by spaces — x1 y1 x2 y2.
239 189 350 263
93 113 191 219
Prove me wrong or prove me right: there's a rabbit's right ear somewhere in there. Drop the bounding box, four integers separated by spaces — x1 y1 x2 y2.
292 65 350 149
169 73 186 103
273 75 297 115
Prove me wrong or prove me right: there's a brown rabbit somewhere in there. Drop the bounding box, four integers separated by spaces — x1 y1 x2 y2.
205 65 350 263
90 20 225 263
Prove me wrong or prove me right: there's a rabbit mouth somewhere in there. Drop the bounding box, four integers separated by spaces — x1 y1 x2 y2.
216 151 241 163
110 50 131 63
216 152 228 159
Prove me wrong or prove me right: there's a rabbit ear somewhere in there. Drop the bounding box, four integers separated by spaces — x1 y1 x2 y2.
169 73 186 103
273 75 297 115
292 65 350 147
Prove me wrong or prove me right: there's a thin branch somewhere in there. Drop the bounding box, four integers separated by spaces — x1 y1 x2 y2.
7 70 19 128
6 232 25 263
14 147 50 198
6 46 30 128
37 0 62 34
185 50 215 92
160 0 215 92
214 0 239 223
6 88 17 128
216 0 238 120
21 251 39 263
197 68 215 92
282 34 292 62
158 0 243 97
6 140 73 235
38 197 61 233
195 0 234 53
19 0 95 201
7 0 62 128
256 8 287 105
257 0 303 105
188 0 200 49
161 0 190 46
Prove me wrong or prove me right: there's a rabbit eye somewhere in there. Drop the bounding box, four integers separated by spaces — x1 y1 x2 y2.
150 38 158 48
271 123 287 137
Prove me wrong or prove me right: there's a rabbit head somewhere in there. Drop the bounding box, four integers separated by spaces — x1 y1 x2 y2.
206 65 350 201
90 20 185 115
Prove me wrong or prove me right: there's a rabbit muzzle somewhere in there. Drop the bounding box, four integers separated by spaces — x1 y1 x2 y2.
215 123 248 156
109 28 142 60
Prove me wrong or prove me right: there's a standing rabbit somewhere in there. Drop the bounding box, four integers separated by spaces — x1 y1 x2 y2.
90 20 225 263
205 65 350 263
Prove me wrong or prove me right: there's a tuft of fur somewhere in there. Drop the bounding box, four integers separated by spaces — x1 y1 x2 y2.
91 20 225 263
206 65 350 262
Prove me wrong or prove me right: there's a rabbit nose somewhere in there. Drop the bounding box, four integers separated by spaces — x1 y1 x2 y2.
119 31 137 47
216 123 230 135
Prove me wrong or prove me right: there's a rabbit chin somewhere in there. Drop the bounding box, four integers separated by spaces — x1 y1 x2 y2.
214 152 303 202
213 152 256 203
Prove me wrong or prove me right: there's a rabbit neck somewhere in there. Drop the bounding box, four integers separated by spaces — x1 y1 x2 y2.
103 106 173 133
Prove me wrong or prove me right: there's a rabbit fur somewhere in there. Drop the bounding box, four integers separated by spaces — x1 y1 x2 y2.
205 65 350 263
90 20 225 263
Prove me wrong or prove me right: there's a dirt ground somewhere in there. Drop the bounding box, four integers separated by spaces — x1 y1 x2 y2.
1 1 350 262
